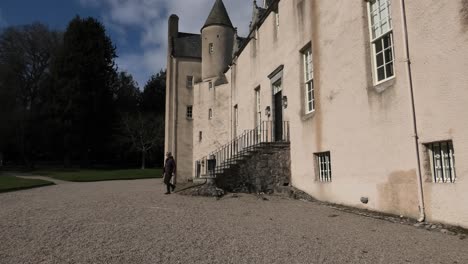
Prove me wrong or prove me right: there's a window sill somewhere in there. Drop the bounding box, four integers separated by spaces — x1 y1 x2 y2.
315 180 333 184
186 117 193 121
370 76 396 93
302 110 316 121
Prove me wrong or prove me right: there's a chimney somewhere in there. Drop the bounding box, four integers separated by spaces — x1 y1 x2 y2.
168 14 179 39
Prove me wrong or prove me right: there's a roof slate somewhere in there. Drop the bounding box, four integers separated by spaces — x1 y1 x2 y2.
202 0 234 30
173 33 202 58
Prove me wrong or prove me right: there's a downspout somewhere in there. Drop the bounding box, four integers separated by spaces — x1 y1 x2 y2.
400 0 425 222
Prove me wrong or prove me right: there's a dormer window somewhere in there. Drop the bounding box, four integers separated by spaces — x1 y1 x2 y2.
209 43 214 54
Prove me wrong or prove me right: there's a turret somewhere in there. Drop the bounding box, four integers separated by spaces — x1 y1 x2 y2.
201 0 235 81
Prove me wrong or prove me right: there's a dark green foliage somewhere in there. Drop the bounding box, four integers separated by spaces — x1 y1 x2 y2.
0 18 167 169
0 23 62 167
141 70 166 114
113 71 140 116
51 16 117 167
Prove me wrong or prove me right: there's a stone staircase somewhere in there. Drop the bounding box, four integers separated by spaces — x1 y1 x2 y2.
194 121 291 193
214 142 290 193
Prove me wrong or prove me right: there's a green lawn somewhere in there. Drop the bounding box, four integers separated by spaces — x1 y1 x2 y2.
33 168 163 182
0 175 55 193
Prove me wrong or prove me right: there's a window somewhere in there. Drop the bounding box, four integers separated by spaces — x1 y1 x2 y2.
186 105 193 119
234 105 238 128
303 47 314 113
315 152 332 182
275 8 280 29
367 0 394 83
209 81 213 89
255 88 261 128
186 76 193 88
426 141 456 183
233 105 238 137
208 108 213 119
199 131 203 142
209 43 214 54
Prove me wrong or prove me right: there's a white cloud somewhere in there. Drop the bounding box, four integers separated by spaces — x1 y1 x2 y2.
78 0 254 87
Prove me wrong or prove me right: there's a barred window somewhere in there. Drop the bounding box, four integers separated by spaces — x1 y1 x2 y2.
303 47 314 113
315 152 332 182
367 0 395 83
426 141 456 183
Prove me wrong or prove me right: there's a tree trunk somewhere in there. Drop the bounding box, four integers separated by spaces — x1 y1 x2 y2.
141 150 146 169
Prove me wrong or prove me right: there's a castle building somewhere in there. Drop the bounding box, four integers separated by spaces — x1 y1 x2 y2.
165 0 468 228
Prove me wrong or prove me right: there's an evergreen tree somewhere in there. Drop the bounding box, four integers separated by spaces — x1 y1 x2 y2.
141 70 166 115
52 16 117 167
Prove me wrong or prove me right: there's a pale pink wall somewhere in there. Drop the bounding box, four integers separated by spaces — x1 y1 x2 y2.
406 0 468 226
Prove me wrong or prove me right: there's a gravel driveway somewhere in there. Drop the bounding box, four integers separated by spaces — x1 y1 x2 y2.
0 178 467 264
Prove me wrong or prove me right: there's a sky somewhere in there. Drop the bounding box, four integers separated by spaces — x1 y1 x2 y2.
0 0 254 88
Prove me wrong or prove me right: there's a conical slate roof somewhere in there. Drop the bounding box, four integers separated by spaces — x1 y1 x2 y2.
202 0 234 30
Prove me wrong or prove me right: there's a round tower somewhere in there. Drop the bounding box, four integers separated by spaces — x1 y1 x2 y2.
201 0 235 81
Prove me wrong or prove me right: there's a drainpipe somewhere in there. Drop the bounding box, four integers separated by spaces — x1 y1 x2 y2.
400 0 425 222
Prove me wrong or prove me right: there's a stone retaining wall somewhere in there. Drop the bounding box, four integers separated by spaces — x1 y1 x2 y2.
216 144 291 193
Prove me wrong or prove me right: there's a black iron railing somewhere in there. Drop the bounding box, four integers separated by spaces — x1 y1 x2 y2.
195 121 290 178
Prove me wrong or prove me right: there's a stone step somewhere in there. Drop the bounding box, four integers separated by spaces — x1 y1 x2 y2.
193 177 216 184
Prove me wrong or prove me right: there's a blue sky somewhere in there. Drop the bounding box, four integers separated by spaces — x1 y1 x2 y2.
0 0 253 88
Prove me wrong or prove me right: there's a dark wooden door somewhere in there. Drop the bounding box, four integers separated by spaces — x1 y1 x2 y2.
274 91 283 141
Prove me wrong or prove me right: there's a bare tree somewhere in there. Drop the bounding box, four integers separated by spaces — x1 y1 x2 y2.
119 113 164 169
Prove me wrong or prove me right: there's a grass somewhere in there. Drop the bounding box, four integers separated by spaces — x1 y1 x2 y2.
32 168 163 182
0 175 55 193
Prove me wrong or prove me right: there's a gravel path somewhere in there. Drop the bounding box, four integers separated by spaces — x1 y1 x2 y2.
0 179 467 264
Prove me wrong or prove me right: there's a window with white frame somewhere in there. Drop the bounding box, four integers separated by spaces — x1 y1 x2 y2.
315 152 332 182
303 47 314 113
426 141 456 183
186 76 193 88
255 88 261 128
275 8 280 30
186 105 193 119
367 0 395 83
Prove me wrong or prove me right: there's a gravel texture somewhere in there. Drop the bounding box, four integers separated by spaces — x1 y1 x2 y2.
1 178 467 264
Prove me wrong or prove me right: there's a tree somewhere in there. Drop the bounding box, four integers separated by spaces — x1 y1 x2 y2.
141 70 166 114
119 113 164 169
51 16 117 167
113 71 140 116
139 70 166 164
0 23 62 167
